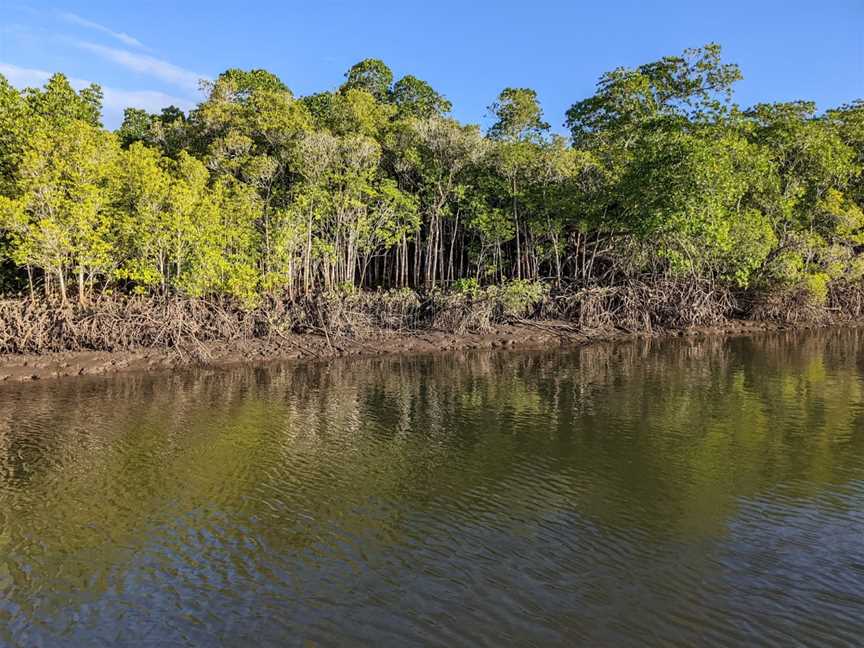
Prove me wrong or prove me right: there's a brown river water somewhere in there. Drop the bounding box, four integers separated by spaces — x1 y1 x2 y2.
1 331 863 646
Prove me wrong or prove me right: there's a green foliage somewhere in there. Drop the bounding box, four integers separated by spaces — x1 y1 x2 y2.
117 108 153 148
565 43 741 145
0 75 30 197
804 272 831 304
496 279 548 317
452 277 480 295
0 44 862 314
827 101 864 205
1 119 117 299
391 75 452 118
488 88 549 142
327 89 394 137
612 128 776 283
341 59 394 102
25 73 103 128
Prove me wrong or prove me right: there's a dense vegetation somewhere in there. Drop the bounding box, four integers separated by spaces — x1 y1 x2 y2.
0 43 863 323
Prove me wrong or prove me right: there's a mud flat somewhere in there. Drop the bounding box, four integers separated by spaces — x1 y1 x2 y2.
0 319 793 383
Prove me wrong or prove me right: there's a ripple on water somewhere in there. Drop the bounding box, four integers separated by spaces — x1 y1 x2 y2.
0 331 863 646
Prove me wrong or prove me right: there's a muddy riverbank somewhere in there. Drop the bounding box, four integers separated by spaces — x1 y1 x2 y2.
0 319 802 382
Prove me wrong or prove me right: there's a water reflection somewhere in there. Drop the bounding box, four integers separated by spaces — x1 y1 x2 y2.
1 331 864 646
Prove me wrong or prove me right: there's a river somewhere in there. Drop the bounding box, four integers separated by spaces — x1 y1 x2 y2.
1 331 863 646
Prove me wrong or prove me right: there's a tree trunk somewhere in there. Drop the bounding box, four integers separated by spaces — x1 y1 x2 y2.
304 205 313 295
513 179 521 280
57 268 67 304
78 265 86 304
448 211 460 284
26 265 34 301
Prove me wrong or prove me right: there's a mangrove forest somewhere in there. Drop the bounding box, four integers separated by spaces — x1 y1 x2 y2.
0 43 863 352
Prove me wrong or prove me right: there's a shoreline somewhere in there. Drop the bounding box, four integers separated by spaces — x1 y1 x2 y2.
0 318 826 383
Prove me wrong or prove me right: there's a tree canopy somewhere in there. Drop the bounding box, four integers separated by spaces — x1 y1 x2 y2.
0 46 861 307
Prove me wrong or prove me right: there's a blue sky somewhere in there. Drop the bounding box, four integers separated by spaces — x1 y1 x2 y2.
1 0 862 130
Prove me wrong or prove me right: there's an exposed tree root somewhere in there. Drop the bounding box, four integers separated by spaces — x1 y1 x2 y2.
0 277 859 359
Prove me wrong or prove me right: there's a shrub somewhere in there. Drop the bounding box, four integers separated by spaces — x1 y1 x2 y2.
804 272 830 305
497 280 548 318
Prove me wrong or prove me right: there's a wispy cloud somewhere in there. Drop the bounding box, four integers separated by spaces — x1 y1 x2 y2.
75 41 207 92
0 62 52 87
100 87 195 114
0 62 195 122
59 12 147 50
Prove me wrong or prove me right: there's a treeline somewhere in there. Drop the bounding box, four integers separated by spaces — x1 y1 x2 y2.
0 43 862 308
